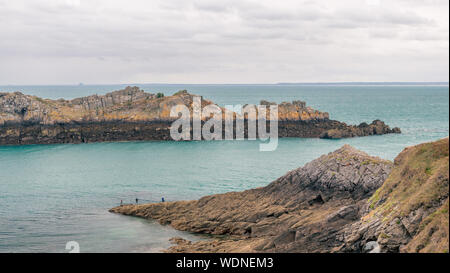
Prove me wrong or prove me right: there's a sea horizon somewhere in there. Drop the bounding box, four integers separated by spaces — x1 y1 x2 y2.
1 81 449 87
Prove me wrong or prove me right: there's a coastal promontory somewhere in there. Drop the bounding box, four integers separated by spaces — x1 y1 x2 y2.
110 138 449 253
0 86 400 145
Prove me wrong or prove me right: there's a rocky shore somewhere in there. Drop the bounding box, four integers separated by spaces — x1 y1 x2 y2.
110 138 449 253
0 87 400 145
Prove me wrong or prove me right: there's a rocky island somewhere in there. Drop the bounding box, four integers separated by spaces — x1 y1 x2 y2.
110 138 449 253
0 86 400 145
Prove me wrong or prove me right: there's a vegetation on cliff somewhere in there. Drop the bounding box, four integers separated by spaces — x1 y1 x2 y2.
341 137 449 253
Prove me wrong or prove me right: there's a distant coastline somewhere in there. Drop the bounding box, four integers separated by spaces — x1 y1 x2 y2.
1 82 448 88
276 82 450 86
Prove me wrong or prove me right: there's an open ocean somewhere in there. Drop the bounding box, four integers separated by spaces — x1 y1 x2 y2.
0 83 448 252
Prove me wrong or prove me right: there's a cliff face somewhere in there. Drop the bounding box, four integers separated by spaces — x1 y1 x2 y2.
339 137 449 253
110 138 449 253
0 87 400 145
0 87 211 125
262 99 330 121
0 88 331 125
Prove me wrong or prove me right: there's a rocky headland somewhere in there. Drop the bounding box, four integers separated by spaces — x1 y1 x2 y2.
110 138 449 253
0 87 400 145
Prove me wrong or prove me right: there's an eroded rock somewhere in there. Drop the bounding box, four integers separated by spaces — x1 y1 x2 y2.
1 87 400 145
110 139 449 253
110 144 393 252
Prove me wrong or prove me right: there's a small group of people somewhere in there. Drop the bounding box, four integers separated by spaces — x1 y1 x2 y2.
119 197 165 206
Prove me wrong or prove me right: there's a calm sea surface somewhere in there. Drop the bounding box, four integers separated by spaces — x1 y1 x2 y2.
0 84 448 252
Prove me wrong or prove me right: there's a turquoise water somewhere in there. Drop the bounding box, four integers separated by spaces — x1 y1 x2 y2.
0 84 448 252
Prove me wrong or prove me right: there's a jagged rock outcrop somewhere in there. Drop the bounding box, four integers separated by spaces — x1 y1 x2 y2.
110 144 394 252
110 138 449 253
319 120 401 139
1 87 400 145
268 100 330 121
0 87 212 125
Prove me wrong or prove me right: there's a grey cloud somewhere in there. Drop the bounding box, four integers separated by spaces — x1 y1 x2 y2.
326 8 433 30
381 11 433 25
401 31 449 41
369 29 399 39
0 0 448 84
192 0 233 13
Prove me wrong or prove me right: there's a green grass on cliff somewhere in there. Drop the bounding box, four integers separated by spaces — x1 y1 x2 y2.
367 137 449 252
369 138 449 215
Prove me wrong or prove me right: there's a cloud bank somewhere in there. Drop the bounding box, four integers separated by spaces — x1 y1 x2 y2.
0 0 448 84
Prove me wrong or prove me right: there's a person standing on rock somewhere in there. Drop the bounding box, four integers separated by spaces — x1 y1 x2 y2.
162 197 165 202
135 198 139 204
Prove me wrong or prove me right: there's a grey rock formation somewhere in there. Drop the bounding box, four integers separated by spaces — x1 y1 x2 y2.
111 139 449 253
110 145 393 252
363 241 380 253
69 86 155 111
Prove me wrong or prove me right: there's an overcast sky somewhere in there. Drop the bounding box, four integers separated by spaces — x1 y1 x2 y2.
0 0 448 84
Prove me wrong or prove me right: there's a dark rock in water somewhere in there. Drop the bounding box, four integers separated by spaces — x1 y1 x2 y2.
1 87 400 145
319 120 401 139
110 138 449 253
